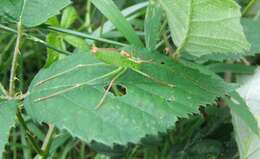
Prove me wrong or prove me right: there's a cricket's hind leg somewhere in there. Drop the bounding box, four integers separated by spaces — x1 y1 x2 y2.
96 68 127 109
132 68 176 88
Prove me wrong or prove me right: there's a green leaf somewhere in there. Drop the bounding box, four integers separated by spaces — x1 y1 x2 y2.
95 155 109 159
144 0 163 50
207 63 256 74
0 0 71 27
182 52 252 63
182 18 260 63
90 0 144 47
44 33 65 68
0 0 22 21
92 2 148 38
158 0 250 57
225 91 259 136
232 68 260 159
242 18 260 54
63 35 90 51
0 100 17 157
60 5 78 28
24 49 233 146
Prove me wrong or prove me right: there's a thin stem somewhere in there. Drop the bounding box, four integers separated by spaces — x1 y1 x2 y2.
162 31 174 56
9 19 23 96
0 82 8 96
224 60 232 82
80 142 85 159
21 126 32 159
242 0 256 16
241 57 250 66
0 24 71 55
159 19 168 33
47 26 128 47
12 129 17 159
38 124 55 159
16 109 44 156
0 92 29 101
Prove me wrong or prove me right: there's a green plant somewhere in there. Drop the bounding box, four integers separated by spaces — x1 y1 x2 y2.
0 0 259 158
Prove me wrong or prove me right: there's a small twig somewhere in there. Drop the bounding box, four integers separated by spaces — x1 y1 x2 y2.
0 83 8 96
38 124 56 159
241 57 250 66
242 0 256 16
0 92 29 101
47 26 128 47
17 109 44 156
9 19 23 96
224 60 233 82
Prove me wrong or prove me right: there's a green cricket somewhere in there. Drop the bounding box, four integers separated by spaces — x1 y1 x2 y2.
34 47 176 109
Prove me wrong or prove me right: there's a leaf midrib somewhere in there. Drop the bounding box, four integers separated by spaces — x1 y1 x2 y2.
176 0 193 54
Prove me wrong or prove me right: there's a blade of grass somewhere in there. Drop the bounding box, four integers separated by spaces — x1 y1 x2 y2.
90 0 144 47
242 0 257 16
144 1 163 50
47 26 128 47
92 1 148 37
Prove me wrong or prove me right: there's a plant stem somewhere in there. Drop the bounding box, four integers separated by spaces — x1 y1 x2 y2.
85 0 92 32
21 127 32 159
0 82 8 96
80 142 85 159
224 60 232 82
47 26 128 47
16 109 44 156
9 19 23 96
38 124 55 159
242 0 256 16
0 24 71 55
12 129 17 159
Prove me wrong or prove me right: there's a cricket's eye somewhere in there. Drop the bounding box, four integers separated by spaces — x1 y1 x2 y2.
104 84 127 96
160 61 165 65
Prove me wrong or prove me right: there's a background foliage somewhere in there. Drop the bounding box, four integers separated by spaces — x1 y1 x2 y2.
0 0 260 159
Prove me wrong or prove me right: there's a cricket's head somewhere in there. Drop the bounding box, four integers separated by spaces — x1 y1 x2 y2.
120 50 132 58
91 46 98 54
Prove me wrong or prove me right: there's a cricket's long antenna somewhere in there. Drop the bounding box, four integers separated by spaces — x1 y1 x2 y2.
96 67 127 109
34 63 105 87
34 67 123 103
132 69 176 88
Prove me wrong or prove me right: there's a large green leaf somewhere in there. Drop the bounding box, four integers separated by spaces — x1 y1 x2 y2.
158 0 250 57
44 33 65 68
0 100 17 157
60 5 78 29
24 49 233 146
232 68 260 159
0 0 71 27
182 18 260 63
242 18 260 54
225 92 258 136
90 0 144 47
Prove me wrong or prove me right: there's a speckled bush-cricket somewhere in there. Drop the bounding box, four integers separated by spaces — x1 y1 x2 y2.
34 47 176 109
